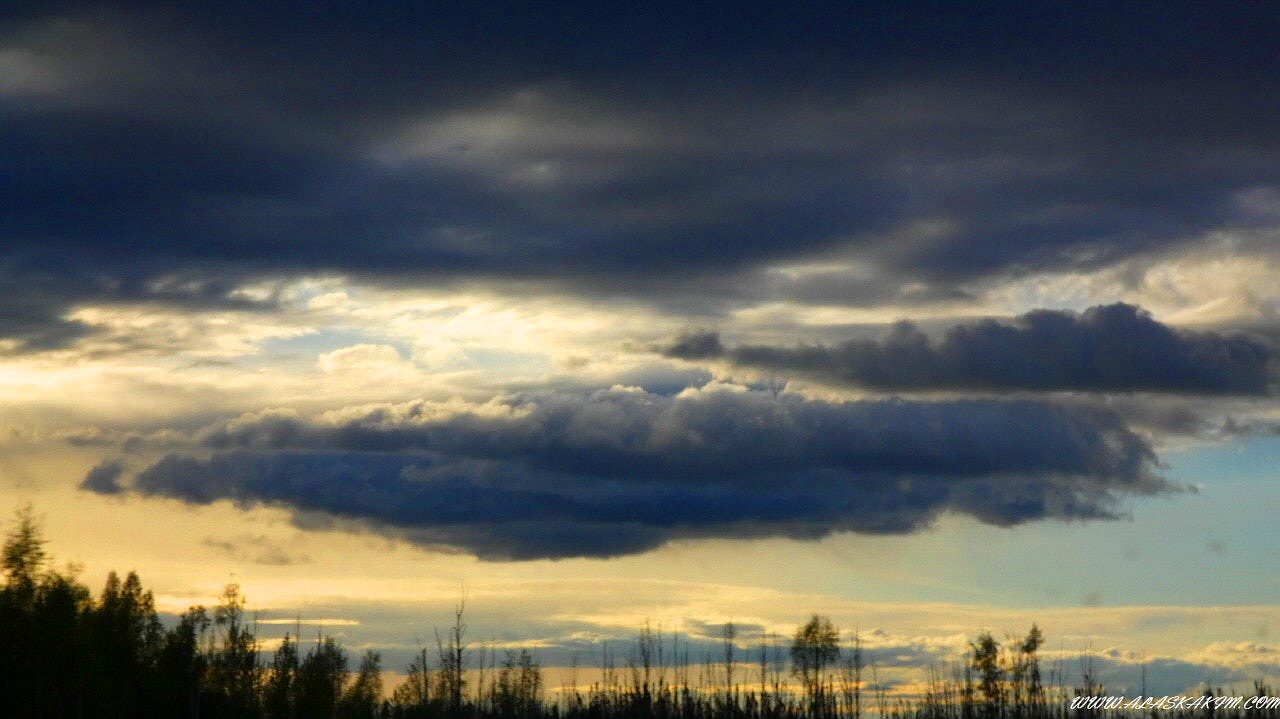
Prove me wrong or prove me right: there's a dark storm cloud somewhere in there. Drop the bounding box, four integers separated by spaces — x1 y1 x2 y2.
663 332 724 361
4 3 1280 348
95 387 1172 560
664 304 1278 395
195 388 1160 481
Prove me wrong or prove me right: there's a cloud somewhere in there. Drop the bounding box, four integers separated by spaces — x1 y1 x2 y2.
3 6 1280 351
0 278 95 353
201 534 310 566
317 344 404 373
78 459 124 495
102 385 1172 560
664 304 1277 395
663 331 724 361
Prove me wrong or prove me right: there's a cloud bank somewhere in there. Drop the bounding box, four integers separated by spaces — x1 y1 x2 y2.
665 304 1278 395
4 5 1280 351
92 386 1172 559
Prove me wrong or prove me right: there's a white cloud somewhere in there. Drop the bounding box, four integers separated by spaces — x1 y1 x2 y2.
317 344 405 373
65 305 313 359
976 233 1280 326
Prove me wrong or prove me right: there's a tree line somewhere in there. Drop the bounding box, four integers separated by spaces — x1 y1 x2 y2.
2 508 1274 719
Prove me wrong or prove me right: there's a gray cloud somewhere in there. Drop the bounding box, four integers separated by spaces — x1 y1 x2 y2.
78 459 124 495
665 304 1277 395
3 6 1280 349
91 387 1173 560
662 331 724 361
202 534 310 566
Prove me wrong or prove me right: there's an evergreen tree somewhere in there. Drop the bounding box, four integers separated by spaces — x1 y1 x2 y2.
971 632 1004 719
90 571 164 718
155 607 211 719
296 636 349 719
264 633 301 719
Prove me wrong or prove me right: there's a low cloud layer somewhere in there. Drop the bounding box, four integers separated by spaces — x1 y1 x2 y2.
665 304 1278 395
90 386 1173 559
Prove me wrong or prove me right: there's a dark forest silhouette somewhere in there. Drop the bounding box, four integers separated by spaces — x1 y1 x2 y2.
2 507 1275 719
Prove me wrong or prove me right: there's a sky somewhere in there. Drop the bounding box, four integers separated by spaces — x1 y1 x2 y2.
3 0 1280 699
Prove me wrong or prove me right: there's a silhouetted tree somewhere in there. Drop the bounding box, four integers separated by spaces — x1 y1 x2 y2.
1013 625 1045 719
391 648 433 718
436 602 468 712
0 505 91 718
296 636 349 719
206 584 260 718
791 615 840 719
89 570 163 717
339 650 385 719
7 509 1275 719
838 630 864 719
723 622 739 702
492 649 541 719
972 632 1004 719
155 607 210 719
1 505 46 589
264 633 301 719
